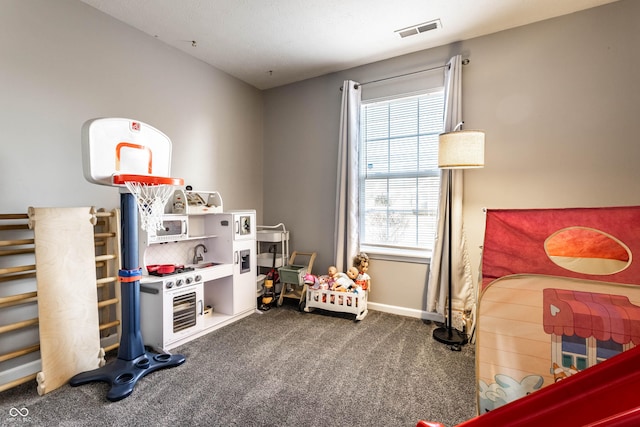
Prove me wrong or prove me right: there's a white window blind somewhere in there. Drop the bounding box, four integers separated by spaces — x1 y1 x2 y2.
359 90 444 258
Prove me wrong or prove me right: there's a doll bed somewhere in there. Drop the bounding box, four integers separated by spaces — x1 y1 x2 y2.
304 287 368 321
304 288 369 320
476 206 640 414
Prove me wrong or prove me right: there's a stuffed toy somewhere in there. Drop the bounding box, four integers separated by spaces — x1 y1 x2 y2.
317 274 330 290
304 273 319 289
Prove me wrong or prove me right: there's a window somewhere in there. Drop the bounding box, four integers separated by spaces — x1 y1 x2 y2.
561 334 588 370
359 90 444 261
596 338 622 363
560 335 623 369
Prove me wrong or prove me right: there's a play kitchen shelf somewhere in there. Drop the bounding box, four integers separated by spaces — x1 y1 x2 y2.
168 189 224 215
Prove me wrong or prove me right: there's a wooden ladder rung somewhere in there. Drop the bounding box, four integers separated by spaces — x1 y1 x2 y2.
0 318 39 334
95 211 115 218
0 343 40 363
97 298 119 309
95 254 117 262
0 292 37 308
0 272 36 284
99 320 120 331
0 373 37 393
97 277 117 289
97 276 117 286
0 248 35 256
0 265 36 276
0 224 29 231
94 232 116 239
103 342 119 353
0 238 34 247
0 213 29 220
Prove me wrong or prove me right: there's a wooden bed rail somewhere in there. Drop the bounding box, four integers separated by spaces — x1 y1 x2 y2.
0 208 122 393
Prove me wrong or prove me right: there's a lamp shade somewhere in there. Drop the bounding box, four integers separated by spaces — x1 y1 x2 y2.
438 130 485 169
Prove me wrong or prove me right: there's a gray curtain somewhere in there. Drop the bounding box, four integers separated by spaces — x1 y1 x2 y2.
426 55 475 331
334 80 361 272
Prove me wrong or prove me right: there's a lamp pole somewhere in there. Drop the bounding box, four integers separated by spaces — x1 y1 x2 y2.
432 168 467 350
432 128 484 351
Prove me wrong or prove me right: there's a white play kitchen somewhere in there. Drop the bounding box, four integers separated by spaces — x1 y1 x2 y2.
139 191 256 351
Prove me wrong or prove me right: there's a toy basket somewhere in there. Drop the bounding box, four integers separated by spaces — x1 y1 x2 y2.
278 264 307 287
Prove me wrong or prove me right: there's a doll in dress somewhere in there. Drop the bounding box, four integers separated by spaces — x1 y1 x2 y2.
353 252 371 291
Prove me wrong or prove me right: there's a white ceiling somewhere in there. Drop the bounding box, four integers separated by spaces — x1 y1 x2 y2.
80 0 619 90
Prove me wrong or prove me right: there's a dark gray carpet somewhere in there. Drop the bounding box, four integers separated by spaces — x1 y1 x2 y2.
1 305 476 426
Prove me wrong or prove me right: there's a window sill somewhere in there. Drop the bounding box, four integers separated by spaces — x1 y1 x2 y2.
360 245 431 265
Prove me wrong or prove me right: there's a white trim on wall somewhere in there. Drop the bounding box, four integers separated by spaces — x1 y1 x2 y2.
368 302 445 322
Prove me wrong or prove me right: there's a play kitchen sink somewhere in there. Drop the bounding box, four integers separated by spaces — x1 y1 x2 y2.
187 262 218 269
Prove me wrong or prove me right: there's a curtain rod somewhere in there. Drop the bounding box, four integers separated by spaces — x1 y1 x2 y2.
340 58 469 91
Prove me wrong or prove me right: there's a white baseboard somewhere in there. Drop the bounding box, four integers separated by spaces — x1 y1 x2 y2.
368 302 444 323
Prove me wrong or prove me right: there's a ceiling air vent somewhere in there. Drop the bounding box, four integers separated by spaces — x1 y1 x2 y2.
396 19 441 38
398 28 419 38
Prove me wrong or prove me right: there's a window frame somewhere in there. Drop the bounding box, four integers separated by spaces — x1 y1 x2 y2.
358 88 445 263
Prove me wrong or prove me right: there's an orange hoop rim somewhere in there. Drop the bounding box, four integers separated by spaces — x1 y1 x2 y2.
112 174 184 186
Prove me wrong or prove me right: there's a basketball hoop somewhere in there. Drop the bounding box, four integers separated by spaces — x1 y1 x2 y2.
113 174 184 231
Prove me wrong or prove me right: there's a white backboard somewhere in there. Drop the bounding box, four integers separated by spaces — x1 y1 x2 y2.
81 118 173 186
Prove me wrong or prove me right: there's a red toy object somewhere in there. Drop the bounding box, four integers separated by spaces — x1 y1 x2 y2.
146 264 182 274
417 344 640 427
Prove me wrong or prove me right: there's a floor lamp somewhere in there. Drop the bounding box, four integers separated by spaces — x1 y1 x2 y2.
432 128 485 350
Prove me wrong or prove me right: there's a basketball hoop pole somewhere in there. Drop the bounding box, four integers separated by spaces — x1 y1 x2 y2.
118 192 145 360
115 177 182 359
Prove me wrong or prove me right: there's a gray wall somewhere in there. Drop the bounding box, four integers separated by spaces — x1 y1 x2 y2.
0 0 264 215
263 0 640 315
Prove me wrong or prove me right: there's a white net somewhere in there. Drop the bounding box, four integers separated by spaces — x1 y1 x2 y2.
124 181 175 231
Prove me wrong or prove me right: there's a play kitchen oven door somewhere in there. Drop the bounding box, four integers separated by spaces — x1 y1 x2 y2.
166 283 204 345
141 279 204 349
